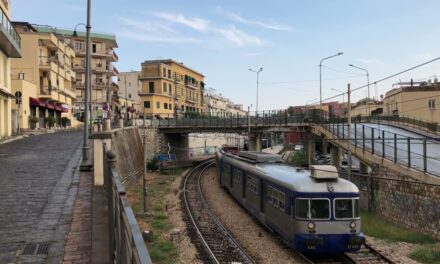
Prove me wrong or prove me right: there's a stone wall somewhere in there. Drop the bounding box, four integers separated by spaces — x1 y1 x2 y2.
111 127 159 186
349 166 440 240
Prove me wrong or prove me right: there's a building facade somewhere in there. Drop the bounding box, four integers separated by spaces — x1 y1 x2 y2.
383 80 440 122
11 22 76 130
203 88 246 116
0 0 21 138
33 25 119 121
118 71 141 116
139 59 204 118
350 98 383 117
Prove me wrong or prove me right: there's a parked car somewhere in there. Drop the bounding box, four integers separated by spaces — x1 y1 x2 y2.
294 144 304 151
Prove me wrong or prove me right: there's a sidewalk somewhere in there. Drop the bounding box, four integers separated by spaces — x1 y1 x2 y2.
262 144 284 155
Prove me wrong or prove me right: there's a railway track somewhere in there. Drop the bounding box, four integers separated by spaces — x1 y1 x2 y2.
182 159 256 264
299 243 395 264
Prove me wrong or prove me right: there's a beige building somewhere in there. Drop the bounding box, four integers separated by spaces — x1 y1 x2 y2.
118 71 141 115
11 22 77 130
0 1 21 138
350 98 383 117
139 59 204 118
33 25 119 121
203 88 246 116
383 81 440 122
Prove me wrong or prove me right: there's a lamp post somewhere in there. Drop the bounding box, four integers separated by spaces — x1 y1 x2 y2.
349 64 370 116
77 0 92 169
319 52 343 111
248 68 263 114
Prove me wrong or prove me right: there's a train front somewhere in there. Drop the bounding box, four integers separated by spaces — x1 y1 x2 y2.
292 165 365 253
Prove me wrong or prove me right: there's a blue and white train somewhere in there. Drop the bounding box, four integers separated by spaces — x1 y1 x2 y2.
216 149 365 253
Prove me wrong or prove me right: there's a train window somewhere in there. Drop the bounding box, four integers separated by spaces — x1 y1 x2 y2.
295 198 330 220
334 198 360 219
295 199 309 219
232 169 242 184
267 186 285 211
247 176 258 194
223 164 230 178
310 199 330 219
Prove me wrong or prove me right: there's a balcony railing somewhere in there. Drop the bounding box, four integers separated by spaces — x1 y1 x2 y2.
0 7 21 57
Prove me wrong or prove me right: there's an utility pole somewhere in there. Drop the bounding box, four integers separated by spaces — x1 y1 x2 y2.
347 83 352 182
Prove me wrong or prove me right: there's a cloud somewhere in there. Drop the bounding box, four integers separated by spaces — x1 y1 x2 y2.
218 26 262 46
118 31 198 44
241 52 260 57
217 8 293 32
152 12 209 32
358 58 384 65
117 16 176 34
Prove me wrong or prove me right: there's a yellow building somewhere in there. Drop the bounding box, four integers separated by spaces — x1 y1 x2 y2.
33 25 119 121
383 82 440 122
139 59 205 118
0 1 21 138
350 98 383 117
11 22 76 130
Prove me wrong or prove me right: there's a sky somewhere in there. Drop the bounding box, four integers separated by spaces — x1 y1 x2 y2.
12 0 440 111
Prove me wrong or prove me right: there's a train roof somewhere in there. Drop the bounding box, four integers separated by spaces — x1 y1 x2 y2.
220 152 358 194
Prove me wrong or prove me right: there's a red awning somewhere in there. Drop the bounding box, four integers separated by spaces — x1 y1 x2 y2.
30 97 46 107
54 104 63 112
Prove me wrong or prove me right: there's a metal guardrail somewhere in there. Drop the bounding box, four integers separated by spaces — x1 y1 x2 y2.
103 143 152 264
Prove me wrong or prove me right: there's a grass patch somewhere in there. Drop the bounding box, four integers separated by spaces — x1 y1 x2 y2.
409 246 440 264
361 210 436 244
127 172 180 264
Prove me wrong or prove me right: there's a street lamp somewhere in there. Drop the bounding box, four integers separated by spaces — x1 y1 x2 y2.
319 52 343 111
349 64 370 116
79 0 92 170
248 68 263 113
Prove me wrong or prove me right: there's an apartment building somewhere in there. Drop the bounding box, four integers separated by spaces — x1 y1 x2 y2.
118 71 141 115
139 59 204 118
383 79 440 122
11 22 76 130
0 0 21 138
350 98 383 117
33 25 119 121
203 88 247 116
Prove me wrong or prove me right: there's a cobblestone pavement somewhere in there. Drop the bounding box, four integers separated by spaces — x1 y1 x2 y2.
0 131 83 263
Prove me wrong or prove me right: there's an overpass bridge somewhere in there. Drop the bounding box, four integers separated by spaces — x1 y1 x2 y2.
136 111 440 184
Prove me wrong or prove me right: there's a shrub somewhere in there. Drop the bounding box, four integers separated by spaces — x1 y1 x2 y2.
61 117 71 128
28 115 39 129
45 116 56 128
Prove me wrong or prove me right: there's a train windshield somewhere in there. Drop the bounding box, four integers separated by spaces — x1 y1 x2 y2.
295 198 330 220
334 198 360 219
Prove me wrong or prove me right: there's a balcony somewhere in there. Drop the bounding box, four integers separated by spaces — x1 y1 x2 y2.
107 50 118 62
39 56 58 73
0 7 21 58
112 66 119 76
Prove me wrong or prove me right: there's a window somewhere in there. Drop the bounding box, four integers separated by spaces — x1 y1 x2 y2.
267 186 285 211
181 105 184 111
163 82 167 93
128 82 131 87
169 104 172 110
295 198 330 220
128 93 132 99
168 69 171 79
149 82 154 93
247 176 258 194
232 169 242 184
164 103 168 109
334 198 359 219
223 164 230 178
163 68 166 77
429 99 436 109
156 102 160 109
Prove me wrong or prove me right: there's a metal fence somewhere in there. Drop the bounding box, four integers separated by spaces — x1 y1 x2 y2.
323 122 438 176
103 143 152 264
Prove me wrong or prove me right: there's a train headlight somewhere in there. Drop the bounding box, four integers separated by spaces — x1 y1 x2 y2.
349 221 356 229
308 222 316 232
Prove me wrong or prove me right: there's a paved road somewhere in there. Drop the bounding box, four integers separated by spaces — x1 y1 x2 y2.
0 131 82 263
326 123 440 176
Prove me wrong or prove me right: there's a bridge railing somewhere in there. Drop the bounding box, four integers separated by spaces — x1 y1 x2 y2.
322 122 437 176
352 115 439 134
103 143 152 264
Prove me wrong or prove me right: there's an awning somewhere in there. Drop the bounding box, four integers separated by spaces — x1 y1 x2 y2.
30 97 46 107
54 104 63 112
0 88 16 98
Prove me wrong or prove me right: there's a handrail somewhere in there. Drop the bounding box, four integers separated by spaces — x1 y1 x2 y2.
103 143 152 264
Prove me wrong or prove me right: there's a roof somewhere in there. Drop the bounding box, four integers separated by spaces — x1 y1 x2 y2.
32 25 118 47
384 83 440 99
12 21 37 32
141 59 205 77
